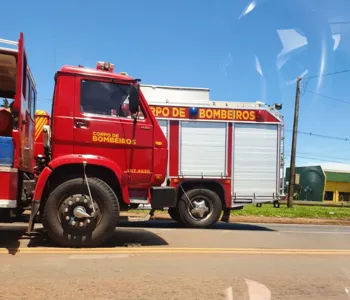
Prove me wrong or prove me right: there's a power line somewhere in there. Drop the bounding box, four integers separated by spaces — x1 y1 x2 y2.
305 90 350 105
286 151 350 162
285 154 350 164
285 129 350 141
305 69 350 80
296 151 350 162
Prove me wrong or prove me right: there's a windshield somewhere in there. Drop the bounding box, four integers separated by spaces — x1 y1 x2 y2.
80 80 132 117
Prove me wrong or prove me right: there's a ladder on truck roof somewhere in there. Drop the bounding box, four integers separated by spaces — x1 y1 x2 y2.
0 38 18 53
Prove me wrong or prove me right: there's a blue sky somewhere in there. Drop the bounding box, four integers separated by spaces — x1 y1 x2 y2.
2 0 350 169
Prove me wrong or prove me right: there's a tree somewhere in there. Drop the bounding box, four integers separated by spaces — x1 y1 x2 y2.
1 98 9 109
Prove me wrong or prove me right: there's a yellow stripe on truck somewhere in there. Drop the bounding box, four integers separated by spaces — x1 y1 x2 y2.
34 118 46 141
34 112 49 141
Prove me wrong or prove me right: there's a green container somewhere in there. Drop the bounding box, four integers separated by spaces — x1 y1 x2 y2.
285 166 325 201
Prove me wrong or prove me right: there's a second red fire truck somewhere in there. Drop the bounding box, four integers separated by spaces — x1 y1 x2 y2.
0 32 284 247
142 84 285 226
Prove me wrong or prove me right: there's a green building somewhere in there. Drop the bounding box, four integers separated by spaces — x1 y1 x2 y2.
285 166 350 202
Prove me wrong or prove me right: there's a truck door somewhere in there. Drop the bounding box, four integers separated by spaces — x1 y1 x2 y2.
13 33 35 172
73 77 154 188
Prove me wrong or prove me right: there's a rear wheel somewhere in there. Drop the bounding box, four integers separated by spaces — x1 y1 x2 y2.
178 188 222 228
42 177 119 247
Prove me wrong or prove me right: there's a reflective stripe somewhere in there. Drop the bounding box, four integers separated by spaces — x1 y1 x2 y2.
0 200 17 208
0 167 17 173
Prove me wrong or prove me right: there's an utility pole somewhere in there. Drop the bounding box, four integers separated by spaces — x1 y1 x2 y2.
287 77 302 208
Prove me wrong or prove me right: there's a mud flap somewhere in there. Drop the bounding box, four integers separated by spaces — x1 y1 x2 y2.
220 208 230 223
27 200 40 233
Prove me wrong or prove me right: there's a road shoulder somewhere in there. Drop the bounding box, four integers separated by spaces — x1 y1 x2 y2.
123 212 350 226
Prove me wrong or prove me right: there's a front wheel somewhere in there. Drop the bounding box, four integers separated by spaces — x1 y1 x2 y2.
42 177 119 247
178 188 222 228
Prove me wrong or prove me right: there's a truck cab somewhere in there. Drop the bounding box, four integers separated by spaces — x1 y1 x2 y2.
50 62 169 194
29 61 176 247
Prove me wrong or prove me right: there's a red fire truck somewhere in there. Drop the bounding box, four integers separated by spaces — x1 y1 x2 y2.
0 33 284 247
141 84 285 224
32 91 285 226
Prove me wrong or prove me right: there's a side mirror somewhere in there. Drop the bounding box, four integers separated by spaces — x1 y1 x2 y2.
128 84 140 114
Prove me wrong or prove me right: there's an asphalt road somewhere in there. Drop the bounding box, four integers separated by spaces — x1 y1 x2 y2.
0 220 349 299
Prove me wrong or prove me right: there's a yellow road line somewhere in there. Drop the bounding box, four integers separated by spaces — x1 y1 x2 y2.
1 247 350 255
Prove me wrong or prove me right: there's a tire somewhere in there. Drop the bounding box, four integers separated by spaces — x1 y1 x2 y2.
42 177 119 247
168 207 180 222
178 188 222 228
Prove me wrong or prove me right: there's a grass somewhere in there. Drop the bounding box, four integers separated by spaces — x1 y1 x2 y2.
131 204 350 220
231 204 350 219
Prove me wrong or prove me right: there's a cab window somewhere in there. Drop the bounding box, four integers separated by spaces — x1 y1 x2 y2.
80 79 145 119
31 87 36 119
25 75 30 115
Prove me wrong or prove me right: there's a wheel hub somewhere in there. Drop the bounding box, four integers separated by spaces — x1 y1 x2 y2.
73 206 91 218
59 194 99 229
190 199 209 218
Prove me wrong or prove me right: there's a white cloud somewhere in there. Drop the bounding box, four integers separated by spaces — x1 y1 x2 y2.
332 34 341 51
276 29 308 61
301 162 350 172
255 56 263 76
238 1 257 20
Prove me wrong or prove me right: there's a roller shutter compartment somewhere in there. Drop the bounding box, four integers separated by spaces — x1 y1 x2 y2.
233 123 278 199
179 121 227 177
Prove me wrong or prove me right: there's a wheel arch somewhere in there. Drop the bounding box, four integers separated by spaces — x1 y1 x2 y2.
35 155 130 213
47 163 124 197
176 179 227 209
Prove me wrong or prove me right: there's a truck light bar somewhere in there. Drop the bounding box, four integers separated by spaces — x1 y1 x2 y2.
256 110 264 122
96 61 114 72
189 107 198 117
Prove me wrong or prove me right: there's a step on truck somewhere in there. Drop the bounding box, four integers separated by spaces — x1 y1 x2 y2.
0 33 285 247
